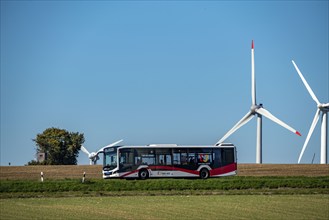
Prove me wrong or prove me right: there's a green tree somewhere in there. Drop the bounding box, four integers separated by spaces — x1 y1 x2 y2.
31 127 85 165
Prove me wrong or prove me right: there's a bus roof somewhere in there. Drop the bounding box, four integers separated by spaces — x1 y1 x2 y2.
112 143 235 149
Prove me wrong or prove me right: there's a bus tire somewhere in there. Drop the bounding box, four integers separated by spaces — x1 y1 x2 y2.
199 168 209 179
139 169 149 180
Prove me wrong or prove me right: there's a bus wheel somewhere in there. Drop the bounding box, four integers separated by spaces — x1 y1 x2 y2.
139 169 149 180
199 168 209 179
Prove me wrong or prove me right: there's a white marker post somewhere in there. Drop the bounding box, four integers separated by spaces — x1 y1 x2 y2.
40 172 44 182
82 172 86 183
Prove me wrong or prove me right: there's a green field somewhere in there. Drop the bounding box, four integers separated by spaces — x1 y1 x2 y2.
1 195 328 219
1 176 329 198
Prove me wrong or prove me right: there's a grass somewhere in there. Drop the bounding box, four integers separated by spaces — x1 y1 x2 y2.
1 195 328 219
1 176 328 198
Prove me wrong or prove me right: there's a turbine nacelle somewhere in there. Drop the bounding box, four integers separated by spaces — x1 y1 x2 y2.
250 104 263 114
318 103 329 112
89 152 97 160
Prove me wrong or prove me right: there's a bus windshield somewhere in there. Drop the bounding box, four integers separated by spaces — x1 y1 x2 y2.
103 147 117 170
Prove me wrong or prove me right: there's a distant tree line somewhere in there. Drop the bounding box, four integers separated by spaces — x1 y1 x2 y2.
27 127 84 165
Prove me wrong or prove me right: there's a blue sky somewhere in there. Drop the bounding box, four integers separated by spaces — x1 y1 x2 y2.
1 1 328 166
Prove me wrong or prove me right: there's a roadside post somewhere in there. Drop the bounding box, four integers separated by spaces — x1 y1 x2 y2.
82 171 86 183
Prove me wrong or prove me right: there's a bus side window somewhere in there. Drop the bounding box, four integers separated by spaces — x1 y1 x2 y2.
181 150 188 165
188 153 195 165
135 157 141 165
221 148 234 166
165 155 172 165
173 149 181 165
158 155 165 165
214 149 221 168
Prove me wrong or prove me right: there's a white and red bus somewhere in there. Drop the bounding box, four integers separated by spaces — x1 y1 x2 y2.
102 143 237 179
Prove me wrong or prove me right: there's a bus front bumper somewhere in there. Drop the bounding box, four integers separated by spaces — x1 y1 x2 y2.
103 170 120 179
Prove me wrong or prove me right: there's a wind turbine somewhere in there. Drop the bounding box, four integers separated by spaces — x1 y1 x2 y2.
292 60 328 164
81 139 123 165
216 40 301 164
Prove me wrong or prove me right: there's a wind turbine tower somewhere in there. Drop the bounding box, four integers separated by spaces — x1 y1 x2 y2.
292 61 328 164
216 41 301 164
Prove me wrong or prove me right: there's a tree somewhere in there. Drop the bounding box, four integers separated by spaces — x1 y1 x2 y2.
31 127 85 165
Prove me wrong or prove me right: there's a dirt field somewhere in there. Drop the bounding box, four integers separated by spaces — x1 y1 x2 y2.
1 164 328 180
237 164 328 176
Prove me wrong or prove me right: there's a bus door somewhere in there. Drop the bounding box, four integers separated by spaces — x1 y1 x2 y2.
119 149 135 173
155 149 173 177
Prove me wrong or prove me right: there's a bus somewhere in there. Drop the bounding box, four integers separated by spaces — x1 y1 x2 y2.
102 143 237 179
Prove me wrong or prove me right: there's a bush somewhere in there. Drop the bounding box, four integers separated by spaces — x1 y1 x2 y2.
26 160 50 165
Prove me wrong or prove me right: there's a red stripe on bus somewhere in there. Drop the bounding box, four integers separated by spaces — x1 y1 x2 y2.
150 166 199 175
209 163 237 176
121 170 139 178
120 163 236 178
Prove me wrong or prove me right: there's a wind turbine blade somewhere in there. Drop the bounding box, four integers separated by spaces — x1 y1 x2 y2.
251 40 256 105
96 139 124 154
298 109 320 163
292 60 320 105
216 111 254 145
255 108 301 136
104 139 123 148
80 145 90 156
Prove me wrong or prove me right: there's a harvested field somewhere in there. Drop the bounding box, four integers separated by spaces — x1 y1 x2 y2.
0 164 328 180
237 164 329 176
0 165 103 180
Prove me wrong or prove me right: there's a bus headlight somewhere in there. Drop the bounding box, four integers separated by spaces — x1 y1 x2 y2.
104 171 112 176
